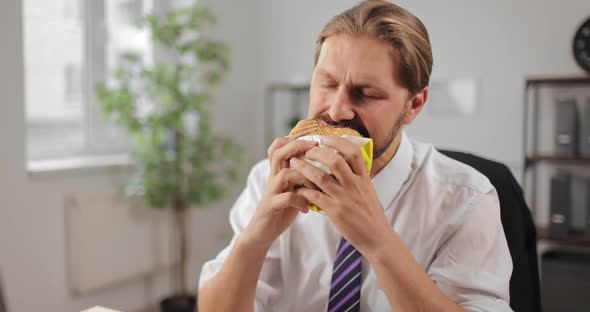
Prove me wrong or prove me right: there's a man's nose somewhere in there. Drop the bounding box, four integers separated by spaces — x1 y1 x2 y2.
328 88 355 121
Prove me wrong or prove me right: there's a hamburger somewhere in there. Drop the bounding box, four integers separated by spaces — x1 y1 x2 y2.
286 119 373 213
288 119 362 139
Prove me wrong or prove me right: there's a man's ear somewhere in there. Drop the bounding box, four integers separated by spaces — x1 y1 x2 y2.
403 87 428 124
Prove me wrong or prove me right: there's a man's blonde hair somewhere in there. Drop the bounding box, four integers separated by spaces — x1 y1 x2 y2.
314 0 433 96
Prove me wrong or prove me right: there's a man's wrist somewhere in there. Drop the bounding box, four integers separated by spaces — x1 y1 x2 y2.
364 226 401 266
236 229 273 255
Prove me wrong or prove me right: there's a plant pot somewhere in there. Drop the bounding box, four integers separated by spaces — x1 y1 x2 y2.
160 294 196 312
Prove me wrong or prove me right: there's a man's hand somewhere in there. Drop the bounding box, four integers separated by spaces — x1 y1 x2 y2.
289 136 391 258
241 137 319 250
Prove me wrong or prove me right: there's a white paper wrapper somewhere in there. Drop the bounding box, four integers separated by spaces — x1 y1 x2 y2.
294 134 373 212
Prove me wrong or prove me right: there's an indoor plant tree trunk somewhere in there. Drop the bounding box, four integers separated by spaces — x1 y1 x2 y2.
160 132 195 312
160 202 194 312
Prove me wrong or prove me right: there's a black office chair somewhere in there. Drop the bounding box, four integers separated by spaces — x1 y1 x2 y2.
440 150 541 312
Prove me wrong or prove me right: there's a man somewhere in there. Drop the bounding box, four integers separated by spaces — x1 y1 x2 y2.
199 1 512 311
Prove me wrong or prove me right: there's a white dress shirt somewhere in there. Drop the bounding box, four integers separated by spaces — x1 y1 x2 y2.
199 132 513 311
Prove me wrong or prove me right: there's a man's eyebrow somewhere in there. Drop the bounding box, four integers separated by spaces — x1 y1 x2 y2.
317 68 336 80
355 81 388 93
317 68 388 92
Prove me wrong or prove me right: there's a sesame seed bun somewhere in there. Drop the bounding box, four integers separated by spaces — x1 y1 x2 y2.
287 119 362 139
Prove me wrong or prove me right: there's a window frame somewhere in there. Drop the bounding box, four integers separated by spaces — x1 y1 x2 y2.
25 0 160 166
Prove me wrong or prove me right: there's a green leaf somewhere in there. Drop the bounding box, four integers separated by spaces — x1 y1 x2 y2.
121 52 141 63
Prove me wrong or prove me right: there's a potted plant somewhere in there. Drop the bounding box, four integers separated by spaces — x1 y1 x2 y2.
95 3 242 312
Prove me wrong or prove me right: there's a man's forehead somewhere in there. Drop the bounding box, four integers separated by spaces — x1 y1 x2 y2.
316 34 397 87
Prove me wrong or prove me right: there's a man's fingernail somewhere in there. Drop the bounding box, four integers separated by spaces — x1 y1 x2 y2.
290 158 299 167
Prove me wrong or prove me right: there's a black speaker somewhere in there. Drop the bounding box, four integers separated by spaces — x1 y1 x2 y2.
541 250 590 312
555 97 579 156
549 172 572 235
579 98 590 156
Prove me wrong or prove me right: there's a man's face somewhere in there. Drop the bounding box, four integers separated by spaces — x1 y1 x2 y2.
308 33 420 160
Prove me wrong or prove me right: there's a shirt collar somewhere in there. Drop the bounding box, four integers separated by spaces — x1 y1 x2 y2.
371 131 413 211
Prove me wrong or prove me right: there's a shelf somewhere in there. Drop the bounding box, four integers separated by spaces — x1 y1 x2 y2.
537 227 590 245
525 155 590 167
525 74 590 86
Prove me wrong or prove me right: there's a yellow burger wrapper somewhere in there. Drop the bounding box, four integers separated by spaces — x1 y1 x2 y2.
295 135 373 212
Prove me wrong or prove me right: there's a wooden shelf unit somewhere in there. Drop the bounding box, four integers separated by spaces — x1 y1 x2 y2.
523 75 590 247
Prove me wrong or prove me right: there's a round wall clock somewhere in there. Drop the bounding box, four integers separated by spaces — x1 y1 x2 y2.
573 16 590 73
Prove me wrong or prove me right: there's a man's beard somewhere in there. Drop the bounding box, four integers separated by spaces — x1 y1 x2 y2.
373 105 408 159
314 104 408 160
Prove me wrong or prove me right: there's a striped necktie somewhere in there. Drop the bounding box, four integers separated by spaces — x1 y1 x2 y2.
327 238 362 312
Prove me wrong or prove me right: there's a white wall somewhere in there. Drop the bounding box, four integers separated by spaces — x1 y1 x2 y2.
0 0 261 311
0 0 29 311
201 0 265 161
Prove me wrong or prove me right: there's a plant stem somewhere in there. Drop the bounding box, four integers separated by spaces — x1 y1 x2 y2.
174 129 188 295
174 201 188 294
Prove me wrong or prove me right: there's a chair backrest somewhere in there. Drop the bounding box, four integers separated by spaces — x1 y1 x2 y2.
440 150 541 312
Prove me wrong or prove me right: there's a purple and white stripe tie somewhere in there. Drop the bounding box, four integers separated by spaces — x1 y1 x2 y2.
327 238 362 312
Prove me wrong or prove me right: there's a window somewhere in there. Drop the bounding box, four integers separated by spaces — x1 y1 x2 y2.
23 0 155 162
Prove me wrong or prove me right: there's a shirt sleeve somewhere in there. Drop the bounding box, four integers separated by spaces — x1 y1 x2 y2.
198 160 283 310
428 188 514 312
